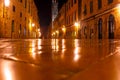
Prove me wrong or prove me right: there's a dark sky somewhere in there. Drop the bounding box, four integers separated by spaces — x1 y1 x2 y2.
34 0 67 36
34 0 66 26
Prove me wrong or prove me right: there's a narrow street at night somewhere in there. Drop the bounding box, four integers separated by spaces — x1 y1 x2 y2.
0 39 120 80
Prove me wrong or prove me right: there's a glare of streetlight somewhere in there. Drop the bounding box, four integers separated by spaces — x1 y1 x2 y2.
38 29 40 32
74 22 79 27
62 27 66 32
52 32 55 36
56 30 59 34
117 4 120 15
4 0 10 7
39 32 41 37
32 23 35 27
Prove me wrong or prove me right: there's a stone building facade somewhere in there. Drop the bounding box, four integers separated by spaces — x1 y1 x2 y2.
52 0 81 39
81 0 120 39
65 0 79 38
52 4 66 38
0 0 40 39
52 0 120 39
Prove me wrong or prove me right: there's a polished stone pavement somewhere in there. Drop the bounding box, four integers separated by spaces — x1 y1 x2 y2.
0 39 120 80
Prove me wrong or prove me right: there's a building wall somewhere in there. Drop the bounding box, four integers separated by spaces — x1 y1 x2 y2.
0 0 40 39
52 0 80 39
52 0 58 30
65 0 79 38
52 0 120 39
52 3 66 38
81 0 120 39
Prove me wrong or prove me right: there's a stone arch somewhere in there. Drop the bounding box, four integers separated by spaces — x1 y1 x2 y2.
108 14 115 39
98 18 103 39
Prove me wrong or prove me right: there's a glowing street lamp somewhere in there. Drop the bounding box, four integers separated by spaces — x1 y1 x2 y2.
3 0 10 38
38 29 40 32
74 22 79 28
52 32 55 36
74 22 80 38
62 27 66 32
116 4 120 15
55 30 59 38
4 0 10 7
62 26 66 38
32 23 35 27
56 30 59 34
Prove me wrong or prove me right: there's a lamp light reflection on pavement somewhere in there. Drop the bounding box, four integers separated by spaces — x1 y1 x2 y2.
61 39 66 59
74 47 81 62
62 39 66 49
38 39 42 50
29 40 36 59
3 62 13 80
51 39 59 52
74 40 81 62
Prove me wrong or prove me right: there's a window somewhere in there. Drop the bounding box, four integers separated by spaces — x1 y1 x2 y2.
69 16 70 24
84 26 87 39
90 1 93 13
84 5 87 15
24 27 26 36
11 20 14 32
73 11 76 21
20 12 22 17
98 0 102 9
108 15 115 39
28 1 30 13
71 15 73 23
25 17 26 21
71 0 73 7
108 0 113 4
20 0 22 3
98 18 103 39
19 24 22 33
66 5 68 11
74 0 76 4
13 5 15 12
25 0 27 8
69 2 70 9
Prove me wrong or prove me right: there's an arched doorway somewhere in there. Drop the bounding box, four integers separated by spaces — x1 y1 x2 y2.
108 14 115 39
98 18 102 39
84 26 87 39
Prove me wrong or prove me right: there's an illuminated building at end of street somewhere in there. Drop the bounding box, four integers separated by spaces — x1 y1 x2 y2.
51 0 120 39
0 0 41 39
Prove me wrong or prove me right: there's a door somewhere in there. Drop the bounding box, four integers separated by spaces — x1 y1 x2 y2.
98 18 102 39
108 15 114 39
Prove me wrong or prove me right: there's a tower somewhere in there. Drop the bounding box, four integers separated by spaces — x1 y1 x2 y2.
52 0 58 28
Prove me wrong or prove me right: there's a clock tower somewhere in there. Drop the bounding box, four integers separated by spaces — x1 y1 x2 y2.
52 0 58 28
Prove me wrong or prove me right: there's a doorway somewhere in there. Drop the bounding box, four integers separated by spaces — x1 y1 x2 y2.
108 15 115 39
98 18 102 39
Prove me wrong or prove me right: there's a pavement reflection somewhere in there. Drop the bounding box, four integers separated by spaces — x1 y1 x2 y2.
0 39 120 80
2 62 13 80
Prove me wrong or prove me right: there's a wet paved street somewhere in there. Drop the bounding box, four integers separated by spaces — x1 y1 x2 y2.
0 39 120 80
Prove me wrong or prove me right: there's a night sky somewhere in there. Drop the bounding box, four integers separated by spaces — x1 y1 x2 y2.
34 0 67 37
